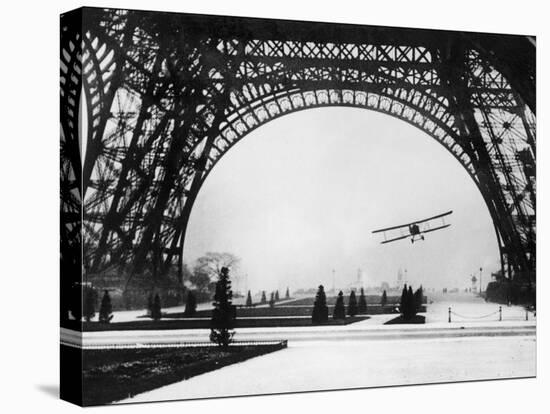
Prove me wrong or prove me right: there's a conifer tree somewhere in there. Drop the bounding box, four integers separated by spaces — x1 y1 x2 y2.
333 290 346 320
269 292 275 308
147 293 154 317
401 284 418 320
312 285 329 323
414 285 424 312
70 283 83 321
275 290 280 301
184 290 197 316
151 293 162 321
245 290 253 307
260 290 267 304
381 289 388 307
83 287 96 322
408 285 416 319
99 290 113 323
358 287 367 314
285 287 290 300
400 284 409 319
348 290 358 316
210 267 235 348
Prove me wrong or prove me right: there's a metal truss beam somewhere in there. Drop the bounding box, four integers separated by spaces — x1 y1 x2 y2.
61 8 535 290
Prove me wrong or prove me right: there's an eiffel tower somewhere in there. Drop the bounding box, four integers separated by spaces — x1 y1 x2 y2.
60 8 535 320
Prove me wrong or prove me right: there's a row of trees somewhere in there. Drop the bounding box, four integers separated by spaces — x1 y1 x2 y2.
148 290 199 320
245 287 291 307
88 266 237 350
332 288 370 320
312 286 393 323
83 287 202 323
311 286 359 323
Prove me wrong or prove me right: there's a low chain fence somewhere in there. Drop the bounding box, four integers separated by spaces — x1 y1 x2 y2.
62 339 288 350
447 306 536 323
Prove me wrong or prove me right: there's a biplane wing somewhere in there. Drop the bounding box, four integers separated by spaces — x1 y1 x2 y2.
380 234 411 244
371 210 453 234
413 210 453 225
421 224 451 234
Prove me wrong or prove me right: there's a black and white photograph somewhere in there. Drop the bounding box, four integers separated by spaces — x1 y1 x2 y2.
1 1 548 413
57 5 539 406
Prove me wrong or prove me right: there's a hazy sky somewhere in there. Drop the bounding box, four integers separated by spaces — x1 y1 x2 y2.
183 107 499 293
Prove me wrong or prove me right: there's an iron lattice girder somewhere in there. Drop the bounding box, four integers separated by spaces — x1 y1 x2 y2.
64 8 535 281
115 41 520 110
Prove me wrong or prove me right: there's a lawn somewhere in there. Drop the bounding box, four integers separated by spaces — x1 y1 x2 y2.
76 343 286 405
83 315 369 331
384 315 426 324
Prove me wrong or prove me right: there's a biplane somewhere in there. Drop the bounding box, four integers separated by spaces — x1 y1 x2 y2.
372 210 453 244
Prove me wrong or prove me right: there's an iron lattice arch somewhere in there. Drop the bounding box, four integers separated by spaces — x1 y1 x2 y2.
60 8 535 290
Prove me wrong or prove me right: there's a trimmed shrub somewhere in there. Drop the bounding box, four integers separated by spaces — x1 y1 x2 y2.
312 285 329 323
400 285 417 320
358 288 367 314
210 267 235 348
99 290 113 323
151 294 162 321
381 289 388 307
245 290 253 307
414 285 424 312
184 290 197 317
348 290 358 316
83 287 97 322
333 291 346 320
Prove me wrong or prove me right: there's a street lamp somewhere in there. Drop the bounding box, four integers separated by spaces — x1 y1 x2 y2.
479 267 483 296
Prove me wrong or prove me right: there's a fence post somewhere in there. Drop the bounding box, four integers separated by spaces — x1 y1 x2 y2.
499 306 502 321
448 306 451 323
526 309 528 321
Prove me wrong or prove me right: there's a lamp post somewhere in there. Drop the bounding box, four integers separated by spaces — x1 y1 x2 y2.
479 267 483 296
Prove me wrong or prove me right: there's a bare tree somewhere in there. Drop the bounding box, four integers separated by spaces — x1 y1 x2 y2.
194 252 239 278
192 252 240 293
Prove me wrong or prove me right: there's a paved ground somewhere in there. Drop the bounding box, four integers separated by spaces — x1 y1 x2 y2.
122 333 535 403
426 293 533 323
68 292 536 404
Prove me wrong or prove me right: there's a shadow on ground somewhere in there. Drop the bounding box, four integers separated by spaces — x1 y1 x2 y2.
36 384 59 399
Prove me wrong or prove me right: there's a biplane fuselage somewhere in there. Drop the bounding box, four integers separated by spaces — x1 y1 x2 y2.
408 223 424 243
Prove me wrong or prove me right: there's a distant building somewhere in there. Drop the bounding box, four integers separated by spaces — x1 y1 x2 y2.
346 268 365 292
396 267 408 290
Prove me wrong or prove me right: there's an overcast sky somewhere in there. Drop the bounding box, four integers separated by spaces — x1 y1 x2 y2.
183 107 499 294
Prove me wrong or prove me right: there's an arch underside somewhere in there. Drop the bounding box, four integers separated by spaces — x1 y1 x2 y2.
202 85 534 281
60 8 536 286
